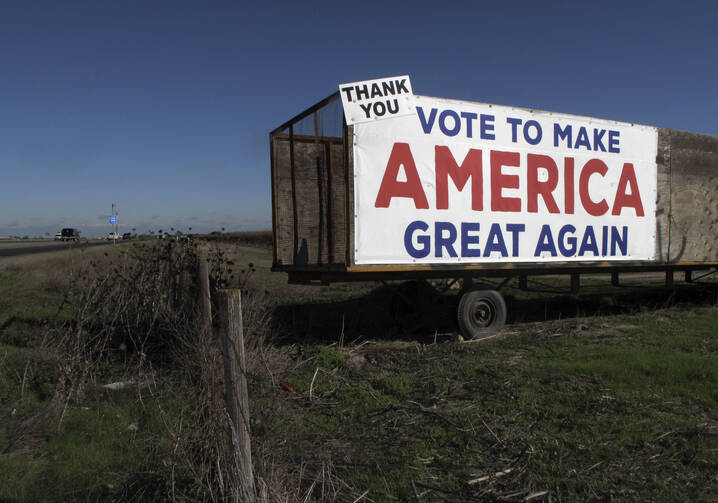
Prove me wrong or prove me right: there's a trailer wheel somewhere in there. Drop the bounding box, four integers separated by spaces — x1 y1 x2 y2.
457 289 506 340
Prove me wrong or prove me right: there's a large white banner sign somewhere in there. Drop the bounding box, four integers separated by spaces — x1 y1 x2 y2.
353 96 658 265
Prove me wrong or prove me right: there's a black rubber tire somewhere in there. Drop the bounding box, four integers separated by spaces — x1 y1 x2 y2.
457 289 506 340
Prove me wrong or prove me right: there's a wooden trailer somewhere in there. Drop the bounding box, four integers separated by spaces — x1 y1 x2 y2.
270 90 718 339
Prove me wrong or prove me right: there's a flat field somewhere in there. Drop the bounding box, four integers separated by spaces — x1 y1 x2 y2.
1 239 717 502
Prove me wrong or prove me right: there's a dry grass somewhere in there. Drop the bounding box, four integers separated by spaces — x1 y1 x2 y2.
0 242 127 297
2 239 362 502
199 231 273 249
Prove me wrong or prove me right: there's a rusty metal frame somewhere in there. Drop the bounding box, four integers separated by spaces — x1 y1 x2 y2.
272 133 343 144
269 122 279 266
289 123 298 260
313 110 324 265
283 263 718 284
343 121 351 267
270 92 341 136
270 92 344 268
326 140 334 264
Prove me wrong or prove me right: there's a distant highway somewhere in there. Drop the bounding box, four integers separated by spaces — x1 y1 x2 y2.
0 240 112 258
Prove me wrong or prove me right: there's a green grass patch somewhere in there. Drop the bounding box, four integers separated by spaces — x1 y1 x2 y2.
0 246 203 502
0 381 198 502
0 267 23 290
253 307 718 501
0 265 67 348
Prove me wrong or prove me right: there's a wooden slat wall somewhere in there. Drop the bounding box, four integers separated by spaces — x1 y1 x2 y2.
292 141 320 265
655 129 671 262
330 142 346 263
660 129 718 262
272 136 346 267
272 138 295 266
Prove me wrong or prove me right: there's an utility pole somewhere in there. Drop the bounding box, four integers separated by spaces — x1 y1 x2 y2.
111 203 118 244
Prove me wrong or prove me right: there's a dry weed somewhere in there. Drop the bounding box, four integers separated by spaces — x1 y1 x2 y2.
7 239 354 502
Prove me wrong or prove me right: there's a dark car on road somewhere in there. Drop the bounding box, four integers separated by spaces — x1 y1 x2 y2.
60 228 80 242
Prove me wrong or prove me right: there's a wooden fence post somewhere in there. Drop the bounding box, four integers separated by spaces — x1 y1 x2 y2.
199 262 212 334
216 289 254 501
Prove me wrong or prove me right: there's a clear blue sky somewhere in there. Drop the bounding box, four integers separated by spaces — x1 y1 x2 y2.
2 0 716 237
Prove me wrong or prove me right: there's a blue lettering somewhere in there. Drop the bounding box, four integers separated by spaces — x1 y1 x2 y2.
611 226 628 256
523 120 543 145
608 130 620 153
404 220 430 258
460 112 477 138
554 123 572 148
506 223 525 257
558 224 577 257
435 221 458 257
578 226 599 256
507 117 522 143
593 129 607 152
483 223 508 257
480 114 495 140
575 126 591 150
460 222 481 257
416 107 437 134
534 225 558 257
439 110 461 137
601 225 608 256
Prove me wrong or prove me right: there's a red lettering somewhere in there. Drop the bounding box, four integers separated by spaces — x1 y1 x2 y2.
564 157 574 214
435 146 483 210
527 154 559 213
374 143 429 209
612 163 644 216
490 150 521 212
579 159 609 216
374 146 643 219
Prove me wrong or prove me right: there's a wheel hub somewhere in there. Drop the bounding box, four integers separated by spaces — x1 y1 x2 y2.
471 299 495 327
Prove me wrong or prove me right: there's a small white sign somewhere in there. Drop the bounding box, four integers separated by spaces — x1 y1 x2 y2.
339 75 415 125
